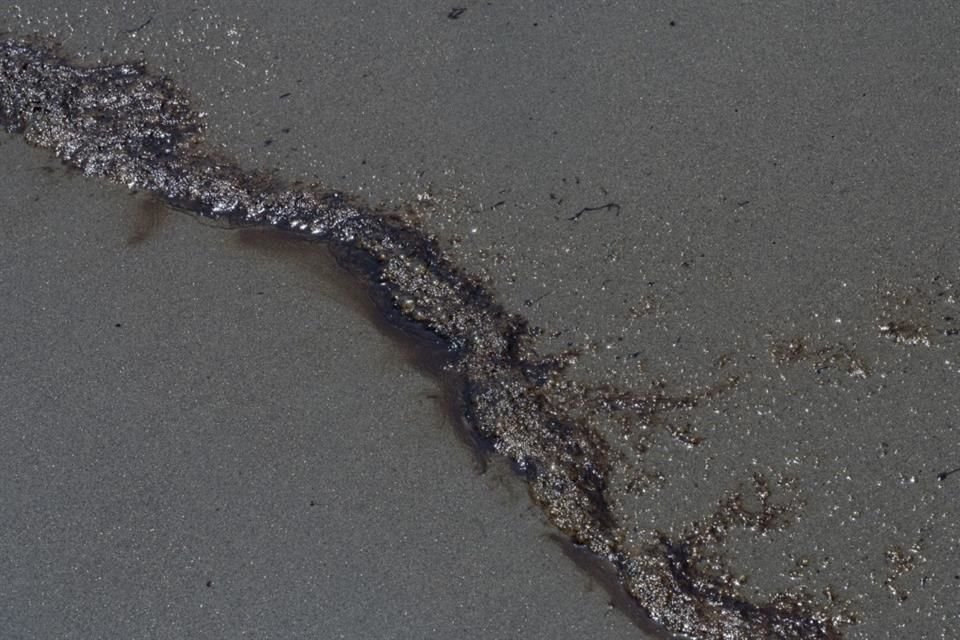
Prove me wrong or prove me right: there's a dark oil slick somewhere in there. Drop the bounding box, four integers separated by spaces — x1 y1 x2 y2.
126 192 169 245
0 37 855 639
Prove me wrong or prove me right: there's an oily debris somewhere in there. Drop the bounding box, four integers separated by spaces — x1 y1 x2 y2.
770 337 870 382
876 274 959 346
618 475 855 639
0 37 854 639
882 542 925 603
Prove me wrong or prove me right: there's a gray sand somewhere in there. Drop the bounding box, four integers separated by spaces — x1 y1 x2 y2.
3 2 960 638
0 137 645 639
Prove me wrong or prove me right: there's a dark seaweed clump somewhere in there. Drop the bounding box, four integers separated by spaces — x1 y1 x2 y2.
0 36 852 639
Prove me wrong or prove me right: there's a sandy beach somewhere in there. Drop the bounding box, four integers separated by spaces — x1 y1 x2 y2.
2 3 959 638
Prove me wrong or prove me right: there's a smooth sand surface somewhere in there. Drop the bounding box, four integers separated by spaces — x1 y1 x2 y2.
3 2 960 638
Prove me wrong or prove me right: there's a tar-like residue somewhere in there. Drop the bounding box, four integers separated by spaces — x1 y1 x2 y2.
0 37 854 639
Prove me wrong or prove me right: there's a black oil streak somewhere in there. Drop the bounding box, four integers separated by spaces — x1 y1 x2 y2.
122 17 153 35
937 466 960 481
569 202 621 221
523 292 552 307
448 8 466 20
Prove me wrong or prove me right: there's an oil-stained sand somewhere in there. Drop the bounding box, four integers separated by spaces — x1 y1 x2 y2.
1 35 871 637
0 134 648 640
3 2 960 638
